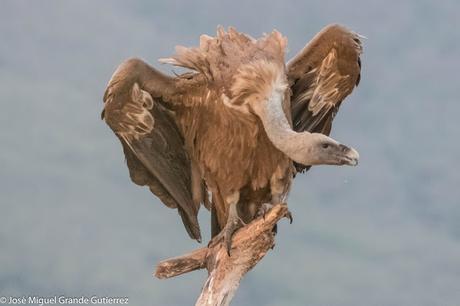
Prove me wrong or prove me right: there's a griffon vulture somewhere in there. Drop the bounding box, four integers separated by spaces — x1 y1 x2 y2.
102 24 362 252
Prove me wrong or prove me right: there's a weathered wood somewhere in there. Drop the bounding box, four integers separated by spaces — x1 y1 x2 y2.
154 204 289 306
155 247 208 279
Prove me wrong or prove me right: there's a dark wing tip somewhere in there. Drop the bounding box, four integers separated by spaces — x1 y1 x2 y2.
178 207 202 242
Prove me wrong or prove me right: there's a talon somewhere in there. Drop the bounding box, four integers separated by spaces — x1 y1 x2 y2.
225 236 232 256
224 218 245 256
285 210 293 224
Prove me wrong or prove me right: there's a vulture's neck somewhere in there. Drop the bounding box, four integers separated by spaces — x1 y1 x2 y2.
256 90 314 164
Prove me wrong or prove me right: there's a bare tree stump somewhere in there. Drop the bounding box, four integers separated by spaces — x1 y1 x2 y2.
154 203 289 306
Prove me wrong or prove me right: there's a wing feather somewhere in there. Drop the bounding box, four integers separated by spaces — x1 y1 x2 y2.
102 58 202 241
287 24 363 172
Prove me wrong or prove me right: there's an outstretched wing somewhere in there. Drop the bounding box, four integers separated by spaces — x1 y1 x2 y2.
102 58 202 242
287 24 362 172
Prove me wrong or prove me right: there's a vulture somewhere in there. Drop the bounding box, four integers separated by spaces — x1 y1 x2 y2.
102 24 362 253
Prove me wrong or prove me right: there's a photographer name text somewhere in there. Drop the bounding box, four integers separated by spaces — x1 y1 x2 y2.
0 296 129 305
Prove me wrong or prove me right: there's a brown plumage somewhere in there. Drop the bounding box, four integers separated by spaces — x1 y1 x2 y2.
288 24 362 171
102 24 363 243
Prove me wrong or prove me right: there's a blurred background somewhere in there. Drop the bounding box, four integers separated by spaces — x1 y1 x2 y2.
1 0 459 305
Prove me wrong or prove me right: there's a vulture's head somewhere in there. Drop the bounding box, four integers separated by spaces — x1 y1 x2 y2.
293 133 359 167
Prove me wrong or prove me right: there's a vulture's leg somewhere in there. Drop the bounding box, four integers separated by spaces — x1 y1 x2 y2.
223 200 246 255
257 177 293 233
209 192 245 256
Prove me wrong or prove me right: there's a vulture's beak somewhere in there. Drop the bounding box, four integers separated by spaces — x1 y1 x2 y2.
339 144 360 166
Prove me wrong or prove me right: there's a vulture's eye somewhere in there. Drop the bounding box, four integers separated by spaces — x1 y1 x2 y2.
322 143 329 149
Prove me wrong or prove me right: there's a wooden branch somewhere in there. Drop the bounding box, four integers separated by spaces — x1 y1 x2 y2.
155 247 208 279
154 203 289 306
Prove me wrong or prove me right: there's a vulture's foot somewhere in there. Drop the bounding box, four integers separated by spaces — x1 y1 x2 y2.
256 203 293 235
257 203 293 224
223 214 245 256
208 211 245 256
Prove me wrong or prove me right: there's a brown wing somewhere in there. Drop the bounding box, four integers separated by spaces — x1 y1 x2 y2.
102 58 202 242
287 24 362 172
